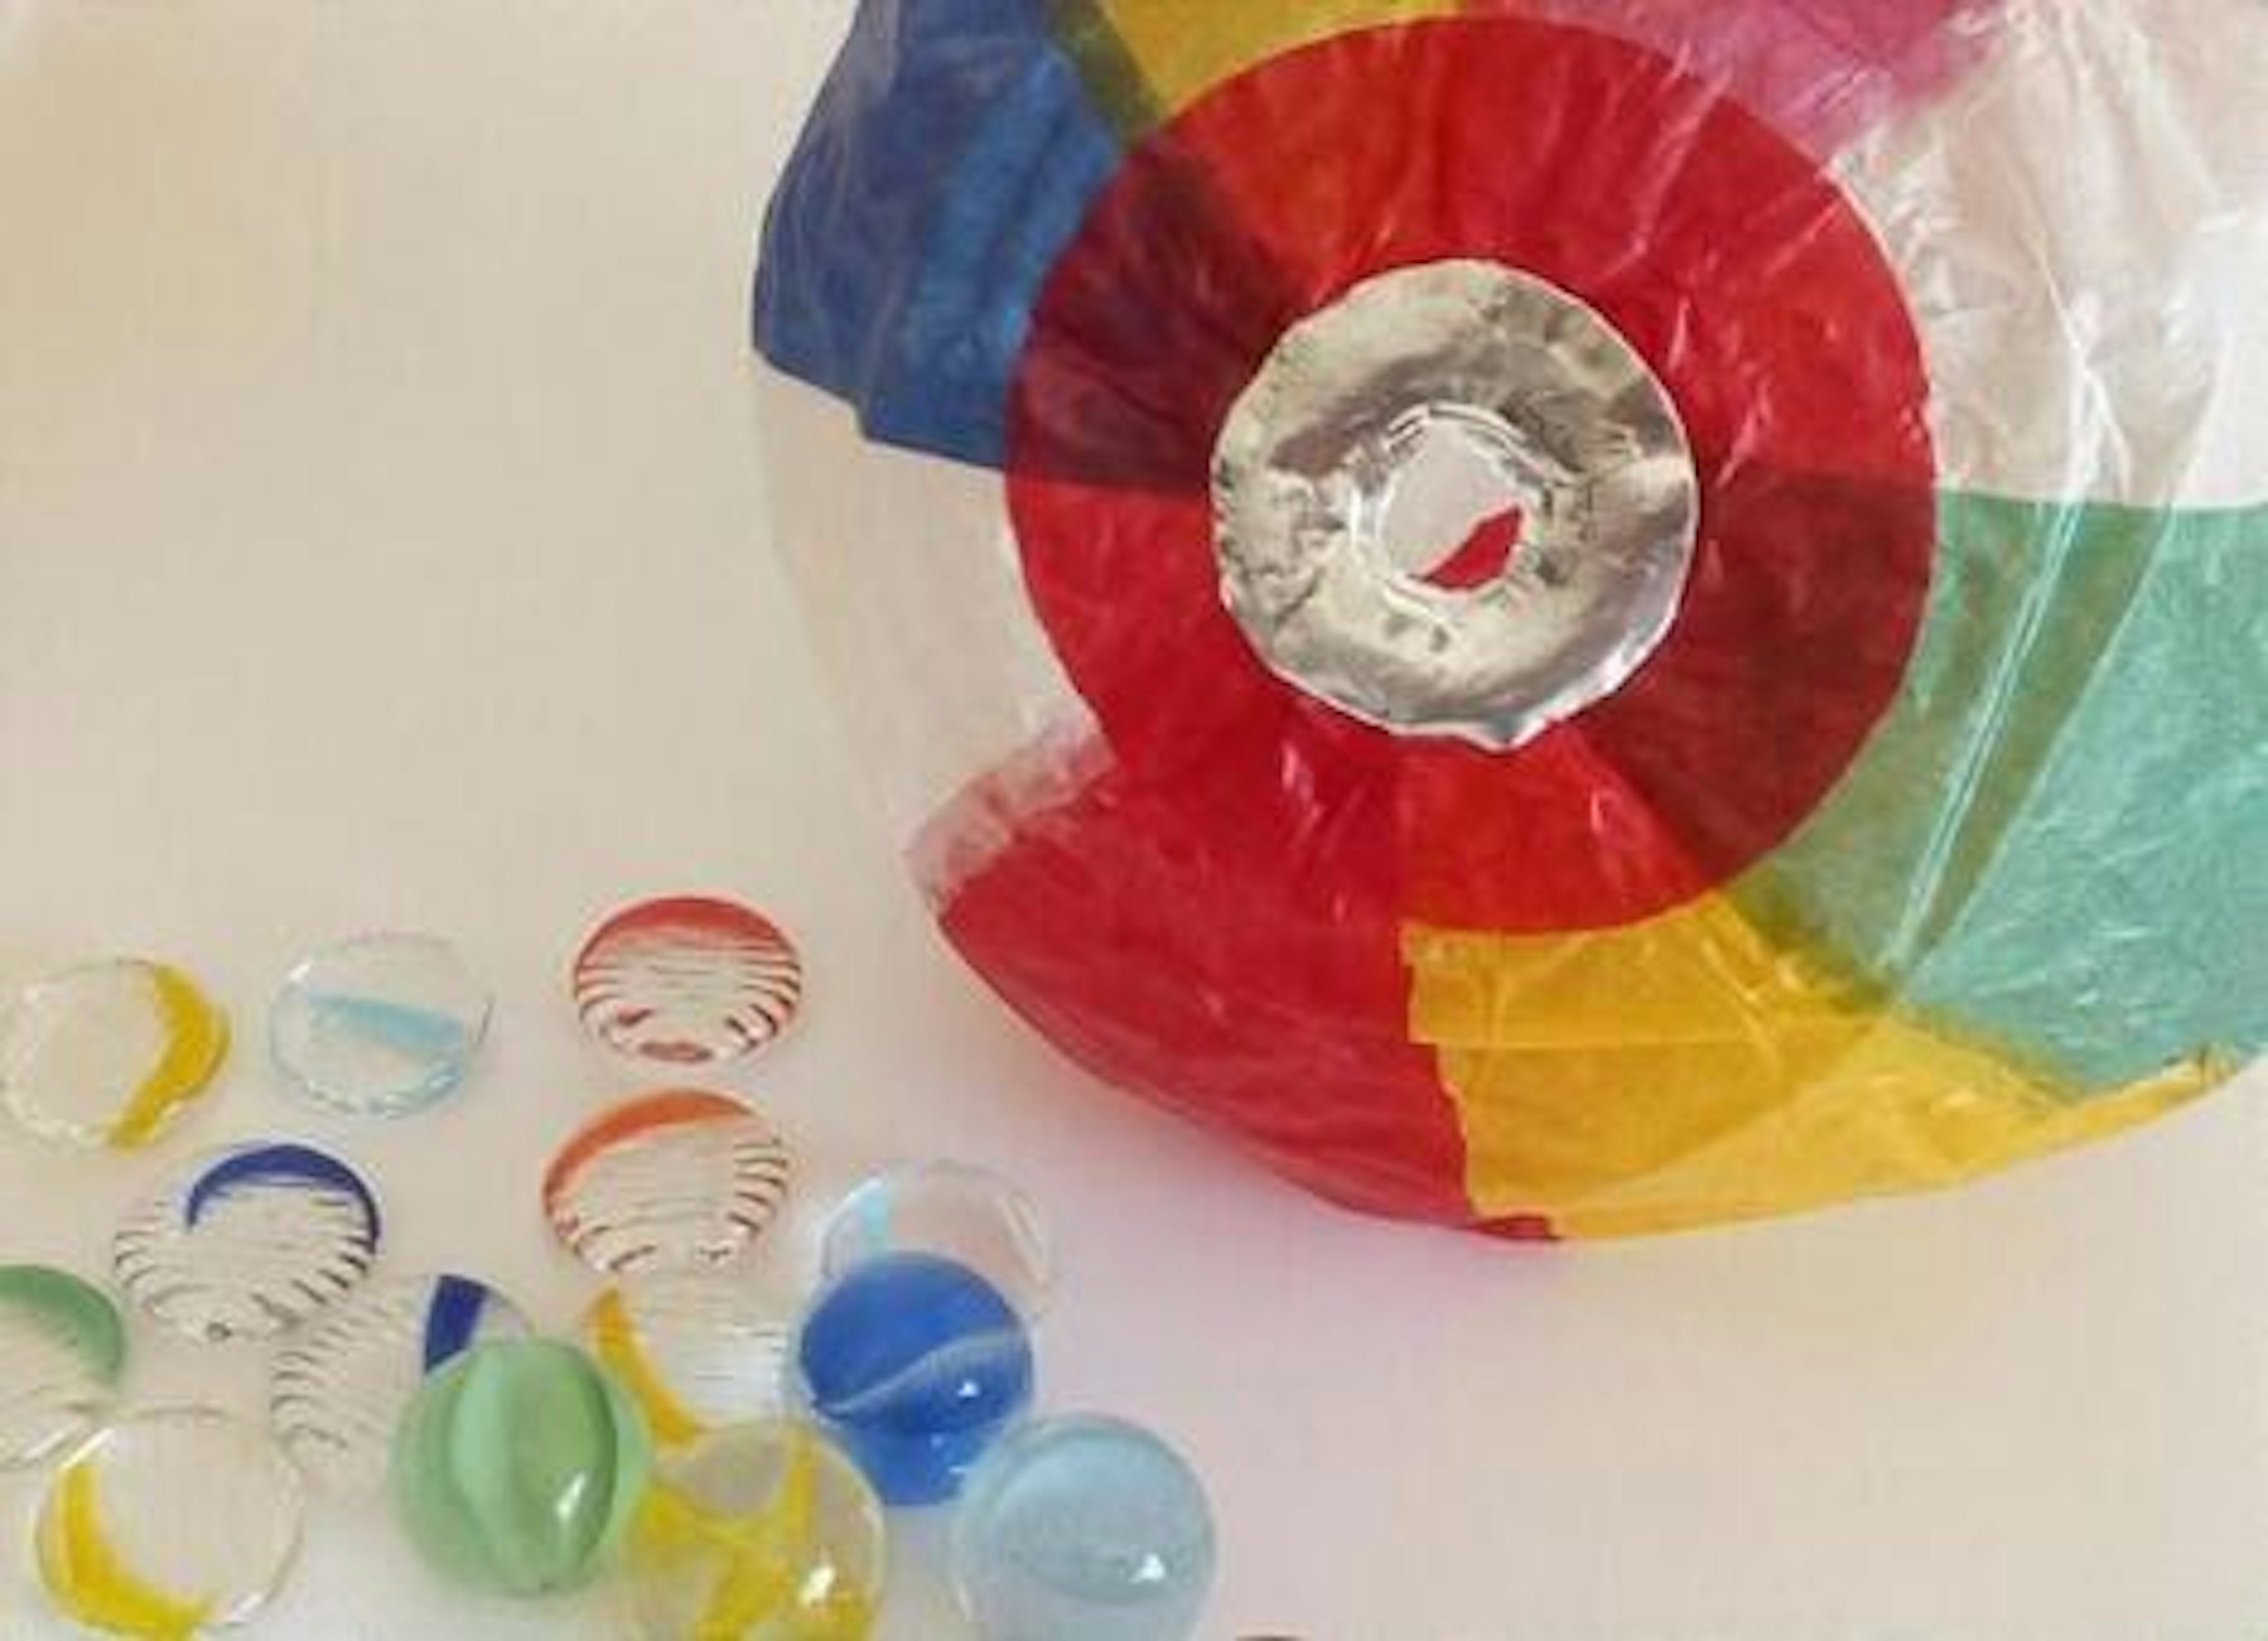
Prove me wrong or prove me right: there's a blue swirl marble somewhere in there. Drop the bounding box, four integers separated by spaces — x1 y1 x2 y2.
795 1252 1033 1506
306 994 473 1063
421 1275 493 1373
184 1144 382 1251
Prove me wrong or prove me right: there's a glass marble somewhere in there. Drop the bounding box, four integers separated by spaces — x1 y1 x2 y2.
35 1408 304 1638
953 1416 1217 1641
1 959 229 1150
583 1271 793 1451
545 1090 793 1276
623 1419 885 1641
114 1142 383 1343
573 896 804 1066
791 1253 1033 1507
390 1339 653 1597
822 1161 1054 1321
270 932 490 1117
271 1272 529 1495
0 1265 126 1469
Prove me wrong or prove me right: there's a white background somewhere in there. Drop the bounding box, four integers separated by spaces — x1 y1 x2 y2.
3 4 2267 1637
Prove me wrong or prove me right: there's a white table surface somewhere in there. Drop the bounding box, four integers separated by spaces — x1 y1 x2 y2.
3 4 2266 1637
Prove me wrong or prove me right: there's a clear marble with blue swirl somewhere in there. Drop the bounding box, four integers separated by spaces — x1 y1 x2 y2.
113 1142 383 1343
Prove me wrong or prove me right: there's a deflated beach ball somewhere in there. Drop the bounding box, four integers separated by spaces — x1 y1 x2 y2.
753 1 2268 1239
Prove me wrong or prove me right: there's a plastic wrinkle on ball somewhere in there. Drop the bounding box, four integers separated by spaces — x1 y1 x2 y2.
624 1418 885 1641
270 932 491 1118
583 1271 793 1451
953 1415 1217 1641
35 1408 305 1639
792 1253 1034 1509
752 6 2268 1240
545 1090 794 1276
0 1265 126 1469
0 959 229 1150
271 1273 530 1495
113 1142 383 1343
821 1160 1054 1321
574 896 804 1066
390 1339 653 1598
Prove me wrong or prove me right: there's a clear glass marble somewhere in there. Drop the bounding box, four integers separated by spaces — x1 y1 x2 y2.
582 1270 793 1451
544 1090 793 1275
573 896 803 1066
0 1265 125 1469
270 932 490 1117
114 1142 383 1343
822 1160 1054 1320
271 1273 529 1494
953 1415 1217 1641
35 1409 304 1637
1 959 228 1150
622 1419 885 1641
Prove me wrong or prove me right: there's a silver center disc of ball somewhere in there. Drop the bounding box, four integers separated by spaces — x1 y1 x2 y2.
1211 260 1700 750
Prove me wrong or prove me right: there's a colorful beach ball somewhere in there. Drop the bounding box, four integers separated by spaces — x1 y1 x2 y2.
752 1 2268 1238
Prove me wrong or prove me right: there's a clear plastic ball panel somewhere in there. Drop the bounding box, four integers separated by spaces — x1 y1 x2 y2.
272 1274 529 1494
115 1142 383 1343
36 1409 305 1636
271 932 491 1118
573 896 804 1066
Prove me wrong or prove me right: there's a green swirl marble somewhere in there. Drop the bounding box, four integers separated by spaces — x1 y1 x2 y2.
389 1339 651 1596
0 1266 126 1384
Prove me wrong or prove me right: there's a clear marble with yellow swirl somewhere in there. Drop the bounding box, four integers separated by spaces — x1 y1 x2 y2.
582 1271 792 1453
621 1419 884 1641
1 960 228 1150
34 1408 303 1639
